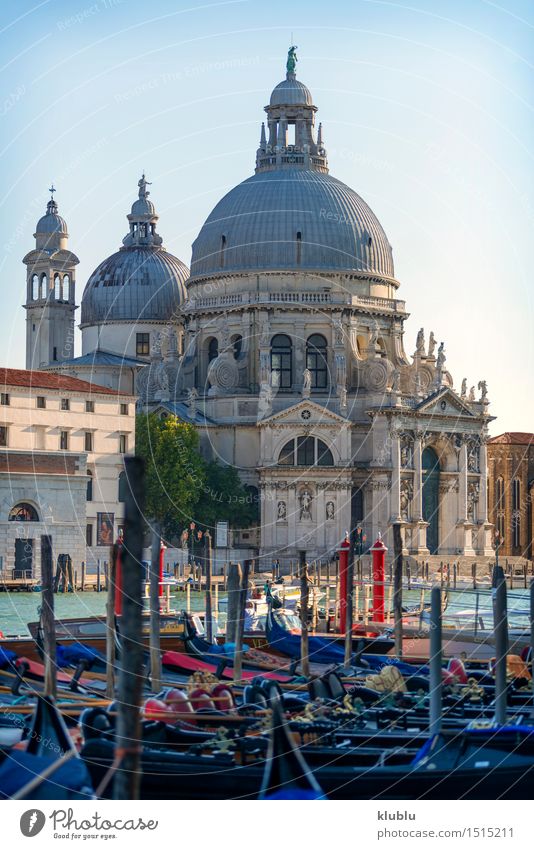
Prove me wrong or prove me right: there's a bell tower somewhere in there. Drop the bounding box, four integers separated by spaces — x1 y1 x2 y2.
23 187 79 369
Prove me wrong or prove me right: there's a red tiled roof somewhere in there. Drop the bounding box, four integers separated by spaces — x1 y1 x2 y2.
0 367 130 397
489 432 534 445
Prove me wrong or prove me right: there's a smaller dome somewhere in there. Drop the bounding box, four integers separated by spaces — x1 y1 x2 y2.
35 198 67 235
35 212 68 234
131 197 155 217
270 77 313 107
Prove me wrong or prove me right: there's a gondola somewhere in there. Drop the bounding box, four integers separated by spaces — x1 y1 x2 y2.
0 696 93 799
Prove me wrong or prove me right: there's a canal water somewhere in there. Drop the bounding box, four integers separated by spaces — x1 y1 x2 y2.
0 584 531 637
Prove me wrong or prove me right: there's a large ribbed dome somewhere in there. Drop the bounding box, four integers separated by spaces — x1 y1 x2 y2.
190 169 394 280
81 175 189 326
81 247 188 325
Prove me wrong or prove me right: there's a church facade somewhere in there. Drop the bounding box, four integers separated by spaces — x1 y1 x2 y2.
28 50 494 562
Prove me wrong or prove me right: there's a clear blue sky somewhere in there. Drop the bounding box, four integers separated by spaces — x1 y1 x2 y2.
1 0 532 434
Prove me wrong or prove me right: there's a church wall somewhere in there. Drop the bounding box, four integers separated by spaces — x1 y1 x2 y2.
82 321 156 361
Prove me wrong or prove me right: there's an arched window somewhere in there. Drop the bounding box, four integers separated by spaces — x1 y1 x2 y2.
9 502 39 522
40 273 47 299
62 274 70 301
278 437 334 467
512 477 521 549
208 337 218 363
54 274 61 300
232 335 242 359
118 470 128 503
86 470 93 502
31 274 39 300
306 334 328 389
271 334 292 389
495 476 505 541
296 230 302 264
317 438 334 467
220 234 226 268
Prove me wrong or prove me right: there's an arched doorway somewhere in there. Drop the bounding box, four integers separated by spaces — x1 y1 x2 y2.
422 447 440 554
9 502 39 578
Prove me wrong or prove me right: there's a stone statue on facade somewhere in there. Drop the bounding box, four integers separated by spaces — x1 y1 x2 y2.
469 385 475 402
333 316 344 346
299 489 312 520
257 381 273 419
436 342 446 370
302 368 312 398
478 380 488 403
400 479 413 521
428 331 437 358
326 501 335 520
400 434 414 467
277 500 287 521
461 378 467 398
187 387 198 417
415 327 425 356
391 368 401 393
339 386 348 413
259 351 270 384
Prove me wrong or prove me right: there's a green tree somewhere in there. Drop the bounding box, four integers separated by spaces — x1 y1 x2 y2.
136 413 205 538
196 460 259 531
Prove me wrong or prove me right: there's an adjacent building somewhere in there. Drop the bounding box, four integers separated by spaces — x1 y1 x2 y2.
0 368 135 579
487 432 534 559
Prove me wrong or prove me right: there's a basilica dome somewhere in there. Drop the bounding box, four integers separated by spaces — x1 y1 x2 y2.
81 176 188 327
190 57 394 282
190 168 394 280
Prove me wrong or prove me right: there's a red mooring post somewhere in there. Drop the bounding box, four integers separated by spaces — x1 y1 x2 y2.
159 540 166 598
370 534 387 623
338 534 351 634
114 537 123 616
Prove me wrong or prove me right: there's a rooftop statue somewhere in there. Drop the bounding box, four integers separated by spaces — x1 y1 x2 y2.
287 45 298 75
138 173 152 199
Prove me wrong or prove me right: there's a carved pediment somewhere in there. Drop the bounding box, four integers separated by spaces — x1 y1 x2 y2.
258 399 348 428
414 388 475 418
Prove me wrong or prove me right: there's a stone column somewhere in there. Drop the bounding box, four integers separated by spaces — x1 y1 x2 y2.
288 484 297 552
390 432 401 521
413 433 423 521
479 441 488 523
459 440 468 523
316 484 326 550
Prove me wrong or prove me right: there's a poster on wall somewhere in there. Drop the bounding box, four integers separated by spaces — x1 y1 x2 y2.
97 512 114 546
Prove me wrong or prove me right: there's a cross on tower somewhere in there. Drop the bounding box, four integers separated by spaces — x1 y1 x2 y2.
49 184 56 199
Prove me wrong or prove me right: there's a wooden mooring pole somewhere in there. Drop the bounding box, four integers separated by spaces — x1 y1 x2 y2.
114 456 145 801
105 543 117 700
393 523 403 658
493 565 508 725
429 585 443 735
204 531 213 644
40 535 56 699
149 522 162 694
233 561 250 682
300 563 310 678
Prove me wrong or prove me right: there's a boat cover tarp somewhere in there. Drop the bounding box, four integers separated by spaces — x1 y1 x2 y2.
161 650 292 682
0 750 93 799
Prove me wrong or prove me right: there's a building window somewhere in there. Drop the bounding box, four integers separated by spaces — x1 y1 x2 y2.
306 334 328 389
0 426 7 447
120 403 128 416
136 332 150 356
232 335 242 359
118 470 127 502
36 396 46 409
9 502 39 522
61 398 69 411
85 432 93 451
208 337 218 363
495 476 505 541
53 347 58 362
119 434 127 454
278 437 334 467
85 400 94 413
87 470 93 501
86 523 93 546
60 430 69 450
271 334 292 389
0 393 9 406
512 477 521 549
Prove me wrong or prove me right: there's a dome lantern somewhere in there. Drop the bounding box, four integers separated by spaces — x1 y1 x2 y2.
256 47 328 174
